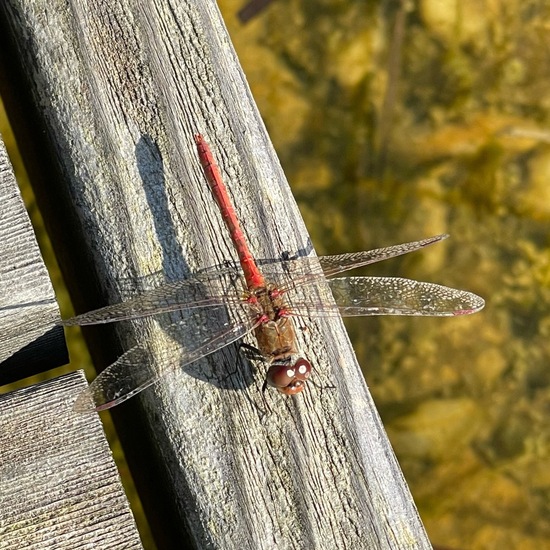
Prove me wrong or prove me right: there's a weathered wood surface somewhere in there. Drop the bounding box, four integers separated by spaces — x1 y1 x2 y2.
0 371 142 549
0 134 66 384
0 1 432 549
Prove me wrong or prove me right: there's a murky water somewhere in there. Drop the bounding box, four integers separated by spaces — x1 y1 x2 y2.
222 1 550 548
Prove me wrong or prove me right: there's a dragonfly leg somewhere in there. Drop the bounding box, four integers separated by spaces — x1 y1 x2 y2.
259 380 273 416
238 342 265 361
310 378 336 393
234 342 277 414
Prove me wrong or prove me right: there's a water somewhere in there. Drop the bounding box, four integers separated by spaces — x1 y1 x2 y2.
223 1 550 548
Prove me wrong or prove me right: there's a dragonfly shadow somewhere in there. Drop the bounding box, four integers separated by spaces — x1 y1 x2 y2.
189 346 259 393
113 136 258 394
137 135 192 282
140 282 260 393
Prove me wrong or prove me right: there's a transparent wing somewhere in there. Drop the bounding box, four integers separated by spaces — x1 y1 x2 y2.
317 234 448 278
74 305 260 412
289 276 485 317
60 236 448 326
261 234 449 292
61 274 245 326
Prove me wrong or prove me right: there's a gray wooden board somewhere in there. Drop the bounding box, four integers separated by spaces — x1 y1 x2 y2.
0 1 432 549
0 134 67 383
0 370 143 549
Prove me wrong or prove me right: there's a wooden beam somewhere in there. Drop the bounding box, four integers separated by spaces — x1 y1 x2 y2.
0 134 66 384
0 371 143 549
0 1 432 548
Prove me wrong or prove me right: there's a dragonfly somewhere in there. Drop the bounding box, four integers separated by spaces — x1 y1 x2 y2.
64 134 485 412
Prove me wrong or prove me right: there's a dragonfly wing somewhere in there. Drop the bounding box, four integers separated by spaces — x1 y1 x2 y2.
183 235 447 296
327 277 485 316
318 234 449 278
61 274 245 325
74 306 260 411
289 276 484 317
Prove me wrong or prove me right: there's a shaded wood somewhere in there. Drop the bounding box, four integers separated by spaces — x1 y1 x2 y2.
0 1 432 549
0 371 142 549
0 135 66 383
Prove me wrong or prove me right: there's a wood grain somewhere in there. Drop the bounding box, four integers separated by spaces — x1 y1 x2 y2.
0 1 432 548
0 371 142 549
0 135 66 383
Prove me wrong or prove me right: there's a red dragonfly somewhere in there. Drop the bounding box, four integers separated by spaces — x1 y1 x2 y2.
64 135 484 411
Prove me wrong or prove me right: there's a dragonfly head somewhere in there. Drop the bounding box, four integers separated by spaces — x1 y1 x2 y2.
265 358 312 395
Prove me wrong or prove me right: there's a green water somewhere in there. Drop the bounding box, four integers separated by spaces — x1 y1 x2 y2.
222 1 550 548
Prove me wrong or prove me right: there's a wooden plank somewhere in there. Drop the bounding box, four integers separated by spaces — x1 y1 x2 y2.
0 1 432 548
0 134 67 384
0 371 143 549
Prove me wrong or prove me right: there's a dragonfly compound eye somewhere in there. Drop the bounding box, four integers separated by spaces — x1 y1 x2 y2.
293 358 312 381
266 359 312 395
266 364 295 389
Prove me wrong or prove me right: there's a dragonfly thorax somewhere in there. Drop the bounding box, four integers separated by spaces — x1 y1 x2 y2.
247 285 291 322
254 315 298 361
